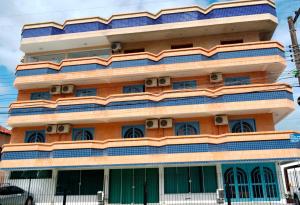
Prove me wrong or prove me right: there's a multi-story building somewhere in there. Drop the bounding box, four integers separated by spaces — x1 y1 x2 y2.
1 0 299 204
0 126 10 183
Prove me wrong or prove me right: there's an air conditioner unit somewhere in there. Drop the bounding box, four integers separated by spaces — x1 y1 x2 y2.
46 124 57 134
111 42 122 53
216 189 225 204
158 77 171 87
57 124 71 134
160 118 173 128
210 73 223 83
61 84 75 94
145 119 159 129
50 85 61 95
145 78 158 87
215 115 228 126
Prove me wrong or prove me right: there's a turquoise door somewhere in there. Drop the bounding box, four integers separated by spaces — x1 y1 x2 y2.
109 168 159 204
222 163 280 202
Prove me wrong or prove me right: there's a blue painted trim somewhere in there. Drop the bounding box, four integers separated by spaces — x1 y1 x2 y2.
123 84 145 93
75 88 97 97
30 92 51 100
22 4 276 38
172 80 197 90
2 139 299 161
9 91 294 116
72 128 95 141
229 119 256 133
122 125 145 138
1 158 298 171
224 76 250 86
175 121 200 135
15 48 284 77
24 130 46 143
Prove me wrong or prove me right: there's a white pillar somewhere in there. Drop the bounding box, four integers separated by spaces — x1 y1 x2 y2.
216 164 223 189
276 162 287 204
159 166 164 204
104 168 109 205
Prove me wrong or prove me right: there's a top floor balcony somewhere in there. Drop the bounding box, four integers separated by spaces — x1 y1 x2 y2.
20 0 277 53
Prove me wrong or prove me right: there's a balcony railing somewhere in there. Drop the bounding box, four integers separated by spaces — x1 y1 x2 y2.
7 83 294 127
21 1 276 38
1 131 299 169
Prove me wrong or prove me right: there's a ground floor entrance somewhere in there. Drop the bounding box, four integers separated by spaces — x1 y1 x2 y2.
2 162 286 204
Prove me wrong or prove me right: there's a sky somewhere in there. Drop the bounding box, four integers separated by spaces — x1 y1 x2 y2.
0 0 299 130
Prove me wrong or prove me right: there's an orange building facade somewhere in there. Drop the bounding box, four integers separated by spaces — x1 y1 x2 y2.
1 0 299 204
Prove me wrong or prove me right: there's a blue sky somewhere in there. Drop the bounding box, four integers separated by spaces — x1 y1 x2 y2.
0 0 299 130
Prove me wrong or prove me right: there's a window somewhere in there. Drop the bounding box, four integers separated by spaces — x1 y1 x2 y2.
122 125 145 138
124 48 145 54
10 170 52 179
172 80 197 90
164 166 217 194
175 122 199 136
223 163 279 201
30 92 51 100
123 85 145 94
109 168 159 204
171 44 193 49
224 77 250 86
56 170 104 195
72 128 94 141
25 130 45 143
75 88 97 97
68 49 110 59
229 119 256 133
220 39 244 45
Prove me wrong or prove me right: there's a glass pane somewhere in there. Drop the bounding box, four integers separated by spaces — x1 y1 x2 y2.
109 169 122 203
80 170 104 195
177 167 189 193
203 166 217 193
56 170 80 195
164 168 177 194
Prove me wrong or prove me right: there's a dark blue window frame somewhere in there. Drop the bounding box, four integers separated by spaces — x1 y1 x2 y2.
224 77 250 86
75 88 97 97
25 130 46 143
122 125 145 138
72 128 95 141
172 80 197 90
123 85 145 94
229 119 256 133
175 122 200 136
30 92 51 100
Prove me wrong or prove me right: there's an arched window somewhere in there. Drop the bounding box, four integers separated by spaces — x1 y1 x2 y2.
72 128 94 141
264 167 278 198
122 125 145 138
236 168 249 199
229 119 256 133
224 167 249 200
251 167 264 199
224 168 236 199
175 122 199 136
25 131 45 143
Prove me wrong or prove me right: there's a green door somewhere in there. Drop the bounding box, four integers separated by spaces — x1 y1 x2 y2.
109 168 159 204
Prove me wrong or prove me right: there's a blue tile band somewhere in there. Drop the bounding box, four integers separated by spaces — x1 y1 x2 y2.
16 48 284 77
2 139 299 161
22 4 276 38
9 90 293 116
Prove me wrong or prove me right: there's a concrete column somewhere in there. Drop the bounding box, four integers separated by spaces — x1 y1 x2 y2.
216 164 223 189
159 166 164 204
104 168 110 205
276 162 287 204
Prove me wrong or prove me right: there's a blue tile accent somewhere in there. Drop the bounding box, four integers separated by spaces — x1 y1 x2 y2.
9 90 294 116
21 4 276 38
2 139 299 161
15 48 284 77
